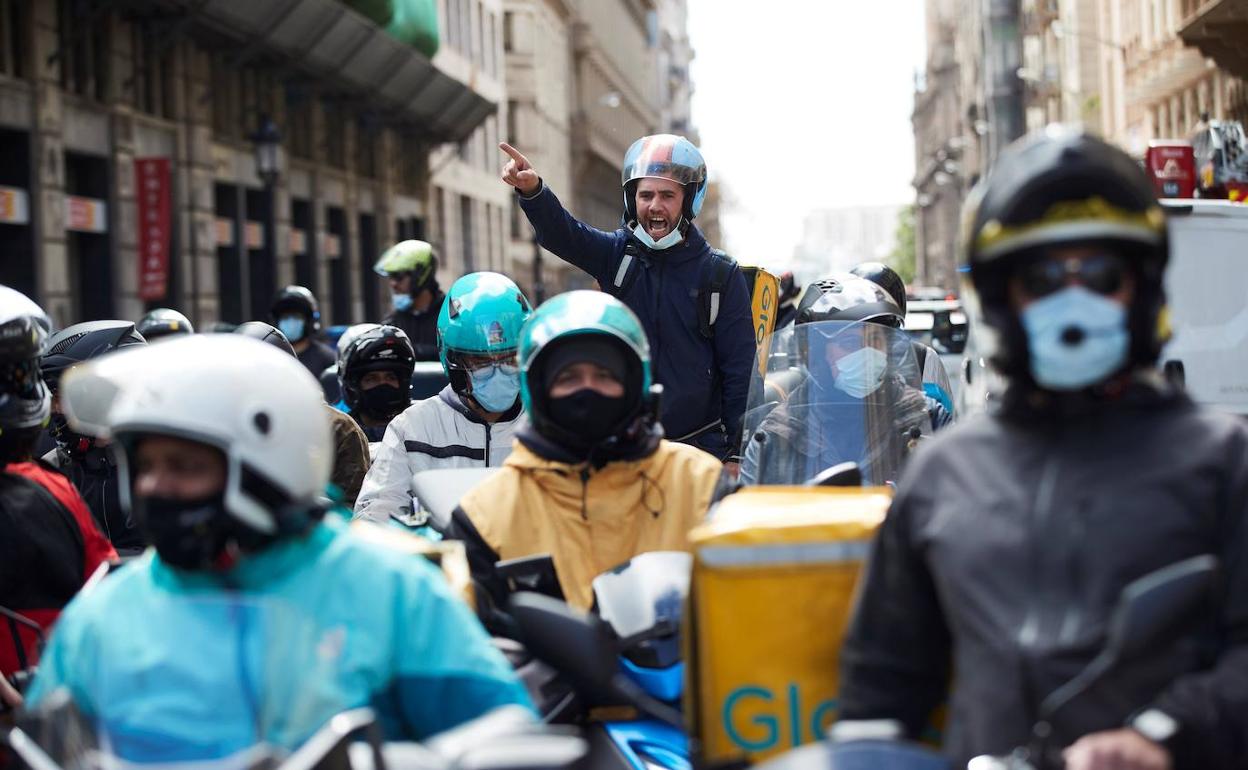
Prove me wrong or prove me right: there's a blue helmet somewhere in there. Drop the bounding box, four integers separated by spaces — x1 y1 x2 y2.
621 134 708 223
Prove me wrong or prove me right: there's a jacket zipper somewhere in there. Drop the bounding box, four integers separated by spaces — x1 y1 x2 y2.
579 467 590 520
652 258 665 363
484 422 492 467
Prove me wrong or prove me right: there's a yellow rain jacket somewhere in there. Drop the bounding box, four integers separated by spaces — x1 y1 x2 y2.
453 438 724 611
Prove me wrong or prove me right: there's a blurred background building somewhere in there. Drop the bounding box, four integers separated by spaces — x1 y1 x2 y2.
0 0 711 327
910 0 1248 291
792 205 903 280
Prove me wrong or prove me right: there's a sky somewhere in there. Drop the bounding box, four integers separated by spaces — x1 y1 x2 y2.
687 1 927 271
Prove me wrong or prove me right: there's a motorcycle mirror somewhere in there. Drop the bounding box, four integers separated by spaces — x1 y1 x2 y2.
410 468 498 531
509 592 619 696
1105 553 1217 663
807 462 862 487
1036 554 1218 727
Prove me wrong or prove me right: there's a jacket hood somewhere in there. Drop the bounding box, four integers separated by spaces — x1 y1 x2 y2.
516 418 662 467
499 440 674 523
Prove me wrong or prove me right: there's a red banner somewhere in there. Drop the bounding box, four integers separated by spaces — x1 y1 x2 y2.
135 158 172 301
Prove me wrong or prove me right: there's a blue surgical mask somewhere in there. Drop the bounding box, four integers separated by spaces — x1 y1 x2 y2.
277 315 306 343
631 221 685 251
1021 285 1129 391
833 346 888 398
469 364 521 412
391 293 414 313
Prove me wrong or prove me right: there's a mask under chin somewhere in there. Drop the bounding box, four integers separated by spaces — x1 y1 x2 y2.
631 220 685 251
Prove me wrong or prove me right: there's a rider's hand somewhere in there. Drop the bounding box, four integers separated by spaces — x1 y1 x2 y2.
499 142 541 197
1063 728 1171 770
0 675 23 710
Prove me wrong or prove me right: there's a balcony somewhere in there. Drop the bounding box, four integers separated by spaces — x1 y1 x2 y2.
122 0 495 143
1179 0 1248 80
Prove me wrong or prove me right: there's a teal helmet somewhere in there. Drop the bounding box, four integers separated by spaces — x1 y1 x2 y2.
437 272 533 397
518 291 655 448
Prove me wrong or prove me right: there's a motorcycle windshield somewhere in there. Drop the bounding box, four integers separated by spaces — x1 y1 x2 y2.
19 597 353 768
591 552 692 641
739 321 929 487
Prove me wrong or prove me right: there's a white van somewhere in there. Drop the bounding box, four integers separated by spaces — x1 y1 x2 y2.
1160 199 1248 415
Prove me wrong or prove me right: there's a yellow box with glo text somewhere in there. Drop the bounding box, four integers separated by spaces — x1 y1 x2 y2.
684 487 889 765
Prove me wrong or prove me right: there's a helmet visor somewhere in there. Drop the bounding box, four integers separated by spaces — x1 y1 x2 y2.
622 138 706 187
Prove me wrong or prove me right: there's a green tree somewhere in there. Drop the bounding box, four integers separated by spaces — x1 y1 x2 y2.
888 204 917 285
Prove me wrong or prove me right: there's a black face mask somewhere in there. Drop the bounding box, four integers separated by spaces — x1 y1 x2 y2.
547 390 631 450
134 492 239 571
358 384 409 420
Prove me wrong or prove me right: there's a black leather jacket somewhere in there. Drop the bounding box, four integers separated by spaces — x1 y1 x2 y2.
839 377 1248 768
43 446 144 553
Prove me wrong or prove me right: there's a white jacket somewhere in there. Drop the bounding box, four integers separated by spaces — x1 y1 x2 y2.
353 386 523 524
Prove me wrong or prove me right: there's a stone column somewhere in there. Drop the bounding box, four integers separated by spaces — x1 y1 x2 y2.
182 45 219 324
29 1 71 325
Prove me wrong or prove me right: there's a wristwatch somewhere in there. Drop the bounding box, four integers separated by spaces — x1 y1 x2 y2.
1129 708 1180 749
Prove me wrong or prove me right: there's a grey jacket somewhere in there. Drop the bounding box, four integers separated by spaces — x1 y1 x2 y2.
839 378 1248 768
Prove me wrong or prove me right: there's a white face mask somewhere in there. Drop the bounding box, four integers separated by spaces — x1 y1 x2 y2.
833 346 889 398
631 221 685 251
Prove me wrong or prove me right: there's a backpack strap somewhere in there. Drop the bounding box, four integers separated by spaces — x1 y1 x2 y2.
610 240 644 297
698 249 736 339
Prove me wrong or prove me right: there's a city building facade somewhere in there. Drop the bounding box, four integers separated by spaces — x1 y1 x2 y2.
792 205 903 281
910 0 1247 290
0 0 494 328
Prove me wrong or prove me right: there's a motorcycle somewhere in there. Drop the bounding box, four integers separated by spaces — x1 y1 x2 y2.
745 553 1218 770
403 468 694 770
505 554 693 770
738 321 931 487
2 594 587 770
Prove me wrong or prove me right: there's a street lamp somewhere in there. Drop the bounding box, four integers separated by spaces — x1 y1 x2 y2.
251 116 282 187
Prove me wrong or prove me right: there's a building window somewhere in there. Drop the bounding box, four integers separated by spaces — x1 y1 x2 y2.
399 130 425 196
356 117 379 178
130 20 175 119
58 0 110 101
503 11 513 53
0 0 29 79
286 87 314 160
324 101 347 169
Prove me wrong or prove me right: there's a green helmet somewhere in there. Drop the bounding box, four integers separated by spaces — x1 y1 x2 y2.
374 240 437 287
437 272 533 387
518 291 653 441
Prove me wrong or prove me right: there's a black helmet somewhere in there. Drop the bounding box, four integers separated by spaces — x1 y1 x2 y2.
340 325 415 416
40 320 147 455
270 285 322 334
961 127 1168 378
796 273 904 328
137 308 194 340
233 321 295 357
849 262 908 316
0 286 53 454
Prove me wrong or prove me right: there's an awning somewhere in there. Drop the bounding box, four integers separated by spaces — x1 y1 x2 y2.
131 0 493 143
1179 0 1248 80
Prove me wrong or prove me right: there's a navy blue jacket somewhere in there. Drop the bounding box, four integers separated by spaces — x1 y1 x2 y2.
518 185 755 458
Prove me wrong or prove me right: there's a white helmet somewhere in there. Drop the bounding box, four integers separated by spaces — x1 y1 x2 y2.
60 334 332 535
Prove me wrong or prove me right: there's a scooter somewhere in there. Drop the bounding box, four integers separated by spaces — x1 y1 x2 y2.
504 553 694 770
745 553 1218 770
6 698 587 770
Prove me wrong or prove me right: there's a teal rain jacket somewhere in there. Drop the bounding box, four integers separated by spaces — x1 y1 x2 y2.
26 516 532 762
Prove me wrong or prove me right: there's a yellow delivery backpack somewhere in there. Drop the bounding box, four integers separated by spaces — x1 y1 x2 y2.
738 265 780 380
685 486 890 765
